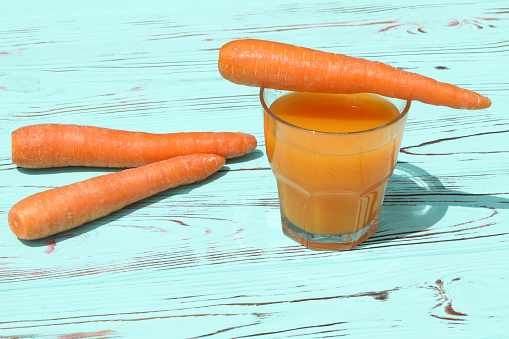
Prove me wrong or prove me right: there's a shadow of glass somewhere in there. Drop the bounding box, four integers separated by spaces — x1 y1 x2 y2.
363 161 509 245
18 169 229 248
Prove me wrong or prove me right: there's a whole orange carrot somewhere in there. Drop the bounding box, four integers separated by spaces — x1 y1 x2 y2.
12 124 257 169
8 154 225 240
218 39 491 110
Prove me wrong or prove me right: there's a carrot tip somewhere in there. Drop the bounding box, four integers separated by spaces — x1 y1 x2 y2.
483 96 492 109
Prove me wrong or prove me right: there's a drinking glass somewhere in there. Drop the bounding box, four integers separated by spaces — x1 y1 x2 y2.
261 88 411 251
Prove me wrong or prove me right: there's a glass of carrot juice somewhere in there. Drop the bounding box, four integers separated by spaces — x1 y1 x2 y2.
261 88 411 251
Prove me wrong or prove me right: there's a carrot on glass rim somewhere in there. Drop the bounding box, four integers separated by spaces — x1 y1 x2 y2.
218 39 491 110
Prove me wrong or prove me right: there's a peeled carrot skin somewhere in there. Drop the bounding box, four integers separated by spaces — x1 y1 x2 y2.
8 154 225 240
218 39 491 110
12 124 257 169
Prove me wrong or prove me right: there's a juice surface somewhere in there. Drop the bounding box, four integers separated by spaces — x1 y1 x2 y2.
265 92 405 236
269 92 399 133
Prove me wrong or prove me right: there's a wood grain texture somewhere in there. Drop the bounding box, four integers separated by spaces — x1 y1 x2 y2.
1 0 508 337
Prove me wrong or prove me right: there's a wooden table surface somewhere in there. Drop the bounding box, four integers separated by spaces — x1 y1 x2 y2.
1 0 508 338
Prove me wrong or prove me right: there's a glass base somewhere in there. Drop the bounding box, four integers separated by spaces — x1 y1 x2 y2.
281 210 380 251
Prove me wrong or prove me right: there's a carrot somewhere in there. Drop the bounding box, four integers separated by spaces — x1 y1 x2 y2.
8 154 225 240
218 39 491 110
12 124 257 169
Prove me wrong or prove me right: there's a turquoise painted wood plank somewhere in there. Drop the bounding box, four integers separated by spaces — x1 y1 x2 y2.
1 0 508 337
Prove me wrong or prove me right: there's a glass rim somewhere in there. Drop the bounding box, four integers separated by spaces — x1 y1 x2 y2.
260 87 411 136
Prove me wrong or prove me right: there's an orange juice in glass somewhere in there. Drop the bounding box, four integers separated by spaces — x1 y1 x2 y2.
261 88 410 251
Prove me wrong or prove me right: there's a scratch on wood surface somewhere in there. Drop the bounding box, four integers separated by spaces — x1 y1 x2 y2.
444 303 468 316
146 33 207 41
475 16 503 21
44 234 83 254
0 48 25 56
115 224 170 232
14 41 63 47
190 322 262 339
233 321 347 338
58 330 117 339
223 288 400 307
11 100 169 118
222 20 400 34
429 278 468 321
378 23 406 32
375 18 495 33
401 130 509 156
365 232 509 251
0 313 239 331
448 19 460 26
169 219 190 226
